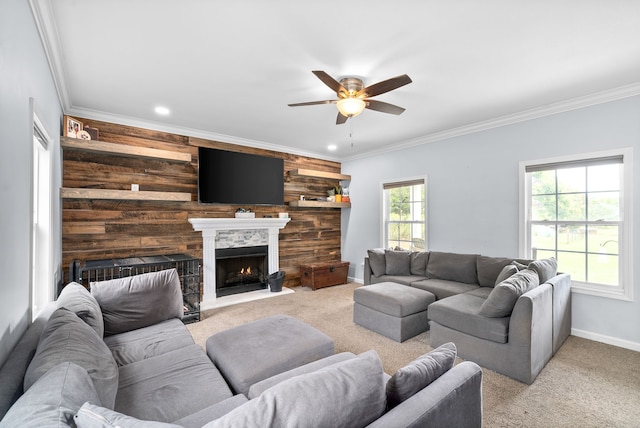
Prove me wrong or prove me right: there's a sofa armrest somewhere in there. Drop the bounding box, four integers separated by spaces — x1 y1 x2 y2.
508 283 553 383
366 361 483 428
545 273 572 354
364 257 373 285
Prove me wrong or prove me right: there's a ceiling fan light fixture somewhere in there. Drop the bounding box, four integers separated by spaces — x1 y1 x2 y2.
336 97 366 118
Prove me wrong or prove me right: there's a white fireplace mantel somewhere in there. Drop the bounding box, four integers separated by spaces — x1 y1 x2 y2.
189 217 291 308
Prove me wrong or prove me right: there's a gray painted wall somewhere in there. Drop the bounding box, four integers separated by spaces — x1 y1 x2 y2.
342 96 640 350
0 0 62 366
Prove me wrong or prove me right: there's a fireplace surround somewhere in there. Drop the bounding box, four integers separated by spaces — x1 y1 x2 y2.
189 217 291 309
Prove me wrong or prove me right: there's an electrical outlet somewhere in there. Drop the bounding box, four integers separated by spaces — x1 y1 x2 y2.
131 184 139 191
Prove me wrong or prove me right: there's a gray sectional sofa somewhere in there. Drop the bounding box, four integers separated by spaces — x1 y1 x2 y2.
364 249 572 384
0 268 483 427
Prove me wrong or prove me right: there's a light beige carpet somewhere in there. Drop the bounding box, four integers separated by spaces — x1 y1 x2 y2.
188 282 640 427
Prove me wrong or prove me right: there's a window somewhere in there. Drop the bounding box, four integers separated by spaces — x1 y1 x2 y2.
520 149 633 301
382 177 426 251
31 112 53 318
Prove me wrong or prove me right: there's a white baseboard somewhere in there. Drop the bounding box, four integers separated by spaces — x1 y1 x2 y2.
571 328 640 352
349 276 363 284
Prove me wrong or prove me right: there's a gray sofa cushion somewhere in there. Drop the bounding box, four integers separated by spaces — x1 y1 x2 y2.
103 318 194 366
385 249 411 275
172 395 248 428
57 282 104 337
370 274 427 286
0 362 101 428
426 252 479 284
354 282 433 317
116 344 233 423
529 257 558 283
410 251 429 276
248 352 357 399
428 293 511 343
495 264 519 285
367 249 386 276
479 268 540 317
74 402 183 428
411 278 480 300
91 269 183 336
386 342 457 408
24 308 118 409
204 350 386 428
476 256 518 287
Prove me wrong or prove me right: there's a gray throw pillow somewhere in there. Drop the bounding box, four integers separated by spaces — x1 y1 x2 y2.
494 264 519 285
74 402 183 428
204 350 386 428
410 251 429 276
91 269 183 336
2 362 101 428
479 268 540 317
385 249 411 276
528 258 558 283
24 308 119 410
386 342 457 408
57 282 104 338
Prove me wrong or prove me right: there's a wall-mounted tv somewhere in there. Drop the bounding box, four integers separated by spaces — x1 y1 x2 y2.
198 147 284 205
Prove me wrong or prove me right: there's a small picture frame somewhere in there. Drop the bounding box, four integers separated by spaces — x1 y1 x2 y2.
64 115 83 138
83 126 99 141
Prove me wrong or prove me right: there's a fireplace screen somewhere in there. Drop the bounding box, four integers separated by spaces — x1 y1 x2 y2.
215 246 268 297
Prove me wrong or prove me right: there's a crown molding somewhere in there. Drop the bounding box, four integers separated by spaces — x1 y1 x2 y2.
29 0 69 111
343 82 640 161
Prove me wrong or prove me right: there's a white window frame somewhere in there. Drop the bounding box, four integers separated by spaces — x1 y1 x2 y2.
380 176 427 251
519 148 633 301
31 107 54 319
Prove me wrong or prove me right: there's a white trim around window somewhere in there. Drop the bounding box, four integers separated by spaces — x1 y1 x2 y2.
519 148 633 301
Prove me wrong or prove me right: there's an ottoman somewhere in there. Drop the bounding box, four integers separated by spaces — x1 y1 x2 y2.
205 314 334 395
353 282 436 342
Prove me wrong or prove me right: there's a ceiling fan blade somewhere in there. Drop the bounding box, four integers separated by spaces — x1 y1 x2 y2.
365 99 406 115
288 100 336 107
312 70 346 95
359 74 412 98
336 112 348 125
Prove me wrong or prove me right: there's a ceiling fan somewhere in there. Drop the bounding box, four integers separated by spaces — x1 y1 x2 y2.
288 71 412 124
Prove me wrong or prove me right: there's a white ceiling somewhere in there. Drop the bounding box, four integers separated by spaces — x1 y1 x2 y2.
33 0 640 161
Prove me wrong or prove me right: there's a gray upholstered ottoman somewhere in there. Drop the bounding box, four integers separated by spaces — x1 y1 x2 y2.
353 282 436 342
205 314 334 395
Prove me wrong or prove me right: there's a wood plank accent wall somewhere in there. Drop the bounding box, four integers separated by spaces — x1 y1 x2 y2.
62 118 346 288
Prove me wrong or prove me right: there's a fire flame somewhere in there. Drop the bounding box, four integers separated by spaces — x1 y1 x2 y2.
240 266 252 275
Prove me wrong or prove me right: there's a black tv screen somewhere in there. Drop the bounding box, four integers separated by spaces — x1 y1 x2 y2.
198 147 284 205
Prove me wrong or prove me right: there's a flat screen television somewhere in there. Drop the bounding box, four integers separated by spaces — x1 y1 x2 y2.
198 147 284 205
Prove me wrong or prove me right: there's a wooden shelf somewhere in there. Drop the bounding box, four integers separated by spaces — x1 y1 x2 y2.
288 200 351 208
288 168 351 181
61 136 192 163
61 188 191 202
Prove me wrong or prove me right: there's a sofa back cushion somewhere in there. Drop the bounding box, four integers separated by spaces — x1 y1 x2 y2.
410 251 429 276
528 258 558 283
204 350 386 428
386 342 457 408
57 282 104 338
1 362 101 428
427 252 479 284
385 249 412 275
479 268 540 317
367 249 387 277
23 308 119 409
91 269 183 336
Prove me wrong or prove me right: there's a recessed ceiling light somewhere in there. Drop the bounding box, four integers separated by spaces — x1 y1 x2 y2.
328 144 337 151
154 106 170 116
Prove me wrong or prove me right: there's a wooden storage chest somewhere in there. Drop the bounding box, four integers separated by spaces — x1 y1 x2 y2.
300 261 350 290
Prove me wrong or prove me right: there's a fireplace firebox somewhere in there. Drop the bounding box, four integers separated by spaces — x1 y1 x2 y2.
215 246 268 297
